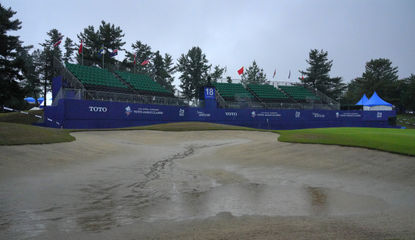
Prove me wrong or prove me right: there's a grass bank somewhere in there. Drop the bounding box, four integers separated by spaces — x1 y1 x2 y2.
0 109 44 125
0 122 254 146
0 122 75 145
397 113 415 129
276 127 415 156
124 122 256 131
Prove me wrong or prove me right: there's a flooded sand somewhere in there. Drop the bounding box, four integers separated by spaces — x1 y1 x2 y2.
0 130 414 239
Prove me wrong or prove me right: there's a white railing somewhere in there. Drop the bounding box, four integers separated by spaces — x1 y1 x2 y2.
53 57 85 90
55 88 188 106
215 89 228 108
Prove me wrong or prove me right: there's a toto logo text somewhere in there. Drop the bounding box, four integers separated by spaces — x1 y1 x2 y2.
89 106 108 112
225 112 237 116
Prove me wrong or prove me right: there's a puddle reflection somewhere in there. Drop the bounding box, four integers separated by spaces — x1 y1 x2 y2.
128 183 389 222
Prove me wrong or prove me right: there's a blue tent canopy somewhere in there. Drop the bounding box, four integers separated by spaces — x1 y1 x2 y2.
24 97 36 103
365 91 392 107
355 94 369 105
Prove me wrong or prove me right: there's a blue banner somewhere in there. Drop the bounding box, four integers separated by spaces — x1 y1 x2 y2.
43 99 396 130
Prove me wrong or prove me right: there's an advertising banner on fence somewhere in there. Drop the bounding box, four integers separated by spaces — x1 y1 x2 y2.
43 99 394 129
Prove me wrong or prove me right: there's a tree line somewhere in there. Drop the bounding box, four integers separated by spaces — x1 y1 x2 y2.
1 3 414 111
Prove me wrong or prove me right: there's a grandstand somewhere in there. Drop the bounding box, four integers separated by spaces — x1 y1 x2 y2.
54 58 184 106
271 82 339 110
211 80 338 110
54 57 340 110
44 57 394 130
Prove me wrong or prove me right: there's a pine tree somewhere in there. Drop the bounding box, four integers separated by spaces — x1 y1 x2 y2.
211 65 225 82
152 51 175 92
98 20 125 66
76 20 125 66
63 37 74 63
176 47 211 100
355 58 399 103
0 4 27 108
39 29 63 107
299 49 346 100
123 41 152 73
342 78 363 105
400 74 415 111
241 60 267 85
18 47 43 105
76 25 100 64
163 53 176 92
152 51 164 79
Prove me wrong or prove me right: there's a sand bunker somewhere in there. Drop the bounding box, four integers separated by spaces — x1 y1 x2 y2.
1 130 414 239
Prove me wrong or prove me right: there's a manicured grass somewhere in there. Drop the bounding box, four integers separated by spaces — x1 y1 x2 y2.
275 127 415 156
0 122 75 145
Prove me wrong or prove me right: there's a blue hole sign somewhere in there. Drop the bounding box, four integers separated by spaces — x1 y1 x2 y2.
204 87 215 99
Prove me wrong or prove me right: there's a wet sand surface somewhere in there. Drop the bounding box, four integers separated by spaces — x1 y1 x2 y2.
0 130 414 239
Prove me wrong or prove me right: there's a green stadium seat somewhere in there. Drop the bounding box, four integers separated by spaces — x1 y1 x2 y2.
65 63 135 94
213 82 255 101
114 71 174 98
246 84 294 103
277 85 320 102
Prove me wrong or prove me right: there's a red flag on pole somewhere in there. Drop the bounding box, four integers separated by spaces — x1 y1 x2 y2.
237 66 244 75
109 49 118 58
273 69 276 78
54 34 64 48
133 53 136 65
141 57 149 66
78 40 83 54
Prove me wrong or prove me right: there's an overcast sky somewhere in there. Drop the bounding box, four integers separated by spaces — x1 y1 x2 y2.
4 0 415 88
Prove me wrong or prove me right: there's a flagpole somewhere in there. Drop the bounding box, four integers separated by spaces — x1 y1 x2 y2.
82 39 84 66
102 44 105 69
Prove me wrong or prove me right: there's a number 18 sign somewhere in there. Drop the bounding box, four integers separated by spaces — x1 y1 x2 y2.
204 87 215 99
